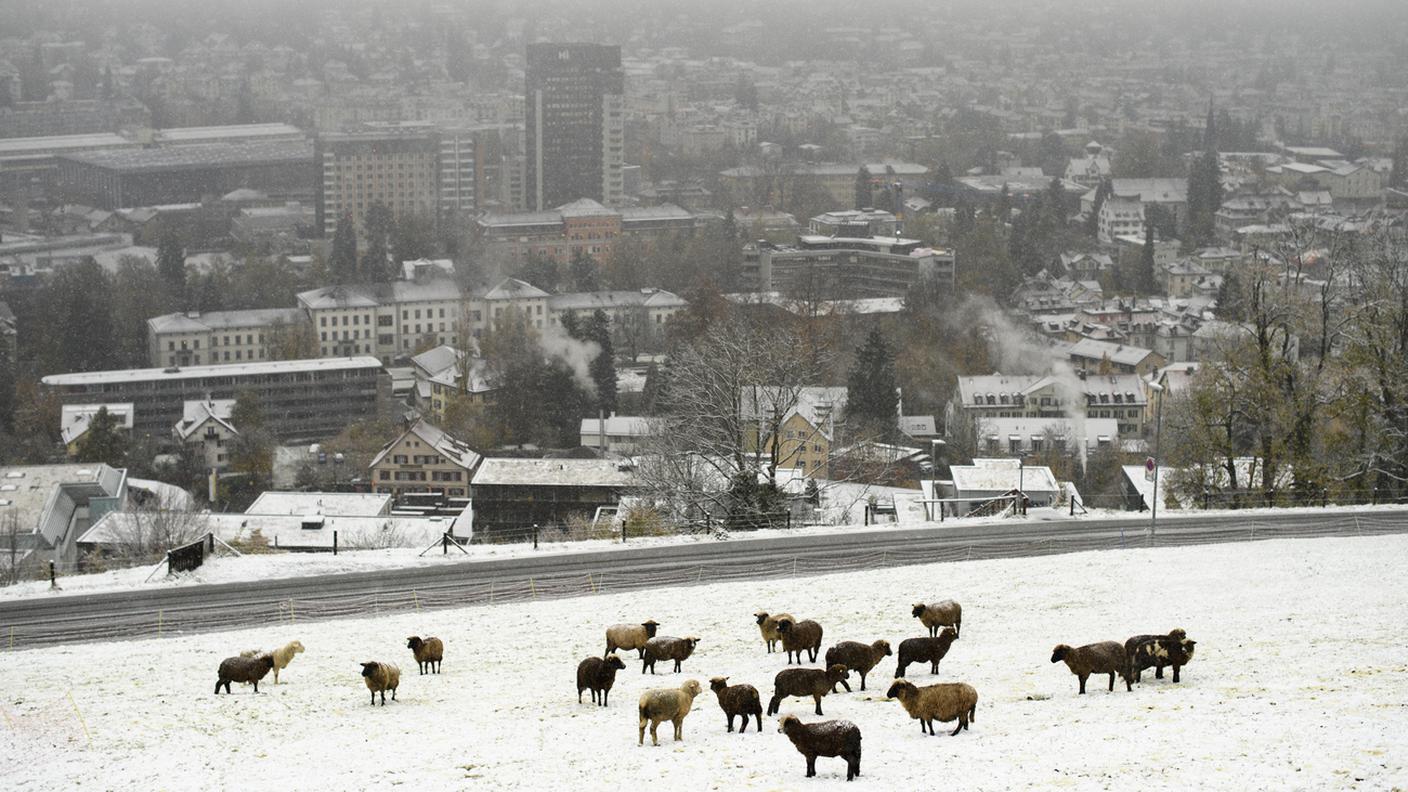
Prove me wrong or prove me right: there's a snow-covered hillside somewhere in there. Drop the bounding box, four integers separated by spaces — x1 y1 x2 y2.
4 534 1407 790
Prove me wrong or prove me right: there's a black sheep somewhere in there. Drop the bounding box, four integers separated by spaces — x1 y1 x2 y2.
895 628 957 677
778 715 862 781
577 654 627 706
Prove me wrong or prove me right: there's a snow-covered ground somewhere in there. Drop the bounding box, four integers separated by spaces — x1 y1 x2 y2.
4 533 1406 790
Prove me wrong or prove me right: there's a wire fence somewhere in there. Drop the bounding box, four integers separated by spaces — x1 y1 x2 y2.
4 511 1407 650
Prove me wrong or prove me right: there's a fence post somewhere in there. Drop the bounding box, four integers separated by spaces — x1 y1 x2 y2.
705 512 711 533
442 533 448 555
533 524 539 550
49 561 56 588
333 530 339 556
787 512 792 530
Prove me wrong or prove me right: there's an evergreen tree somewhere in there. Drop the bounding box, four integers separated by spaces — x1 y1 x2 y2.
1216 270 1247 321
585 309 616 414
74 406 127 467
568 250 600 292
1086 177 1111 238
392 212 434 263
1184 104 1222 247
330 210 358 283
854 166 872 210
156 228 186 308
994 184 1011 223
846 329 898 436
44 259 117 372
0 340 15 434
1138 217 1160 294
361 202 395 282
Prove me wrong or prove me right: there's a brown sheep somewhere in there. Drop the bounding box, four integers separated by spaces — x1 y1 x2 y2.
912 600 962 638
638 679 703 746
577 654 627 706
777 617 824 664
895 628 957 677
406 636 443 675
754 611 794 653
778 715 862 781
606 620 660 659
1126 630 1197 683
885 679 978 736
215 654 275 694
360 661 401 705
1051 642 1131 694
767 664 850 716
641 635 700 675
709 676 763 733
824 640 892 692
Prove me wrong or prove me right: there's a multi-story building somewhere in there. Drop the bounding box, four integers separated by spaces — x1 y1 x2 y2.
720 161 929 207
951 373 1149 439
41 357 386 443
146 308 307 368
1063 338 1165 378
1096 196 1144 244
315 130 440 237
742 235 956 297
172 399 238 472
368 419 482 499
54 141 315 209
474 199 698 265
808 209 900 238
525 43 625 210
546 288 687 333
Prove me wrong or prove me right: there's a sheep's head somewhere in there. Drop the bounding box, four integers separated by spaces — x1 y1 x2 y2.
885 679 915 700
709 676 729 693
826 664 850 682
754 611 769 625
680 679 702 697
1168 628 1187 641
939 627 958 641
406 636 422 650
1050 644 1072 664
360 662 379 678
1181 639 1197 659
684 636 701 650
605 654 626 671
911 603 926 618
873 639 893 657
777 714 800 734
258 654 275 670
776 617 794 633
289 640 305 655
642 620 660 637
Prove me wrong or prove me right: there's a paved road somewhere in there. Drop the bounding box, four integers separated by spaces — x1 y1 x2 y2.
4 508 1405 648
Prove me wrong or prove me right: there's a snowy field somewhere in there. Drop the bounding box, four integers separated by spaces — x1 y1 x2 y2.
4 533 1408 790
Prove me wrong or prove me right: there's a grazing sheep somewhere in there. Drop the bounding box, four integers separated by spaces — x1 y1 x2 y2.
767 664 850 716
360 661 401 705
641 635 700 675
895 628 958 677
754 611 794 653
777 715 862 782
406 636 444 675
824 640 892 691
776 617 824 664
606 620 660 659
709 676 763 734
912 600 962 638
885 679 978 736
269 640 305 684
1050 642 1131 694
215 654 275 694
1126 630 1197 683
638 679 703 746
577 654 627 706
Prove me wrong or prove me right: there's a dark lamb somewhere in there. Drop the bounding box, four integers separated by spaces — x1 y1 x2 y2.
215 654 275 694
709 677 763 733
1126 629 1197 683
767 664 850 716
777 618 824 665
823 640 891 691
406 636 444 675
641 636 700 675
895 628 957 677
778 715 862 782
577 654 627 706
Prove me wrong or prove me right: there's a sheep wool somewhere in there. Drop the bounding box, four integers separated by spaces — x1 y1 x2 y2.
606 620 660 659
361 661 401 706
767 664 850 717
1126 630 1197 683
215 654 275 695
895 628 958 678
885 679 978 736
641 635 700 675
754 611 794 654
778 715 862 781
1050 641 1131 694
638 679 702 746
709 677 763 734
912 600 962 638
577 654 627 707
406 636 444 675
776 618 824 665
270 640 305 684
824 639 892 691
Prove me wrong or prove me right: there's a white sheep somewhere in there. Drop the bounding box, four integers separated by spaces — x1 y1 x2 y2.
638 679 702 746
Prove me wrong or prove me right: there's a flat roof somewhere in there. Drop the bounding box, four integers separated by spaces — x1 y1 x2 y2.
472 458 638 488
58 141 313 173
245 491 393 517
153 123 304 143
42 356 382 387
0 132 134 157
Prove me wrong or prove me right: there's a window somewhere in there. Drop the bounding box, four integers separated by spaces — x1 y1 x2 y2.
393 455 407 464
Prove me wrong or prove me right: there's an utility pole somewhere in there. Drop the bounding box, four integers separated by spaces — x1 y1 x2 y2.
1148 381 1165 538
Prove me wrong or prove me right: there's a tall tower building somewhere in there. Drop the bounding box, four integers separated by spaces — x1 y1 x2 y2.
525 43 624 211
315 130 440 237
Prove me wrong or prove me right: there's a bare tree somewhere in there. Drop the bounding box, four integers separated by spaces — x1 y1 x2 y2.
102 498 211 563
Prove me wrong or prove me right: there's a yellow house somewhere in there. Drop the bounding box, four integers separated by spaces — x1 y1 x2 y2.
368 419 482 498
743 386 846 479
60 403 135 457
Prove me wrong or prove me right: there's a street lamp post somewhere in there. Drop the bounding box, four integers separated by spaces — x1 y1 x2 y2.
1148 381 1165 538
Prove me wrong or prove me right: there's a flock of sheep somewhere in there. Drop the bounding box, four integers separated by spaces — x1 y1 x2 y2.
581 601 1197 782
207 597 1197 783
212 635 444 705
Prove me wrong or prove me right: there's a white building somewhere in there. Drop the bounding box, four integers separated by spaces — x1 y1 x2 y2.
172 399 238 471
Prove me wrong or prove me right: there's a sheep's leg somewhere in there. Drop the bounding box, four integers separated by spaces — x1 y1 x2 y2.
859 673 866 691
950 718 963 737
252 680 259 694
955 621 961 639
1078 674 1088 694
895 663 906 678
1107 672 1115 692
273 668 279 685
969 704 976 724
838 678 852 693
727 714 734 733
391 687 397 701
1172 664 1181 683
813 694 823 716
1156 665 1165 679
638 721 646 746
767 695 779 716
649 721 660 746
673 716 683 741
754 712 762 732
805 755 816 777
674 659 681 673
848 753 859 780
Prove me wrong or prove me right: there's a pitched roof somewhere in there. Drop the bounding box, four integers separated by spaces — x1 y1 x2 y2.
60 403 135 446
471 457 637 487
481 278 550 301
173 399 237 440
368 419 482 471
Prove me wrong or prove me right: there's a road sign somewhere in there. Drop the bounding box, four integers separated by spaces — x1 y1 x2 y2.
1144 457 1156 482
